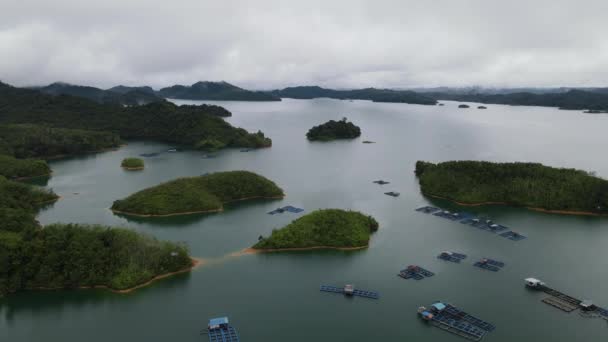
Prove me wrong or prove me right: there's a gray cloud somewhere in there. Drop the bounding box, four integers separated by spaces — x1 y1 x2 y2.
1 0 608 89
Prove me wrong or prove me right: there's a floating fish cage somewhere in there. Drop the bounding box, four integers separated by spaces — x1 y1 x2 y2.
438 251 467 263
399 265 434 280
319 285 379 299
418 302 495 341
384 191 400 197
473 258 505 272
499 231 527 241
267 205 304 215
373 180 390 185
206 317 239 342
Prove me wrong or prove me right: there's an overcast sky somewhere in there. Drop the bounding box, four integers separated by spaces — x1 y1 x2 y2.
1 0 608 89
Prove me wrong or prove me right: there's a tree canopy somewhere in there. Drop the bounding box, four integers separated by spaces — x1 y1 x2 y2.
306 118 361 141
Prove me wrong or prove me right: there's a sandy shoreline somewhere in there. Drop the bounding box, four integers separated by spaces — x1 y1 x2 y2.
424 192 607 217
110 195 284 217
28 257 204 295
242 245 368 254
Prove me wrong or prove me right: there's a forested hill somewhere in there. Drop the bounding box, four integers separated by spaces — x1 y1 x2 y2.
159 81 281 101
428 90 608 111
271 86 437 105
0 81 271 150
36 82 164 106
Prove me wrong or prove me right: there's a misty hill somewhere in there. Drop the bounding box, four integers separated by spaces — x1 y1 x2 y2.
107 85 156 95
158 81 281 101
429 89 608 111
272 86 437 105
37 82 163 105
0 81 270 151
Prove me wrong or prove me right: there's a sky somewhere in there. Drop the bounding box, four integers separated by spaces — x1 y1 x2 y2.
1 0 608 90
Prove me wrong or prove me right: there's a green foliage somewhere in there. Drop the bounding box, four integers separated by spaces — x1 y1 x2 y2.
254 209 379 249
0 154 51 179
159 81 281 101
38 82 164 105
0 82 270 150
0 175 57 211
272 86 437 105
416 160 608 213
111 171 284 216
0 124 121 159
306 118 361 141
121 157 144 169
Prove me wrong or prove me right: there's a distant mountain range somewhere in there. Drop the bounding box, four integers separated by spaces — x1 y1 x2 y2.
270 86 437 105
159 81 281 101
33 82 163 106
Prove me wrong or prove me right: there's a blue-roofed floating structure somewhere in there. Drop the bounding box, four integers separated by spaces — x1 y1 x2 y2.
206 317 239 342
418 302 495 341
267 205 304 215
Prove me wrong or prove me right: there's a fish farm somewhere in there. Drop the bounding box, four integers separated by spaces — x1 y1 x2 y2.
398 265 434 280
373 180 390 185
525 278 608 321
319 285 379 299
205 317 239 342
418 302 495 341
438 251 467 263
416 206 527 242
384 191 400 197
267 205 304 215
473 258 505 272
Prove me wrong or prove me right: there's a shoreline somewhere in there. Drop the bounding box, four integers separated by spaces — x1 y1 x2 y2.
27 257 203 295
424 192 607 217
110 194 284 217
242 245 368 254
13 172 53 181
121 166 145 171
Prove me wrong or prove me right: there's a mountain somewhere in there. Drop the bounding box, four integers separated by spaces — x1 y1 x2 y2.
271 86 437 105
158 81 281 101
107 85 156 95
37 82 163 105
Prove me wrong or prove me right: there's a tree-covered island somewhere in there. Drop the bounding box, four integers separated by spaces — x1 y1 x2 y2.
121 157 145 170
416 160 608 215
111 171 284 216
306 118 361 141
253 209 379 251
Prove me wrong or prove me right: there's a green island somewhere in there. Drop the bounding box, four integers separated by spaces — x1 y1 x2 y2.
306 118 361 141
121 157 145 170
415 160 608 215
253 209 379 251
111 171 284 216
0 175 196 297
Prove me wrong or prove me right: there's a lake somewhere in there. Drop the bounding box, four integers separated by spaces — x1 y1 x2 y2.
2 98 608 341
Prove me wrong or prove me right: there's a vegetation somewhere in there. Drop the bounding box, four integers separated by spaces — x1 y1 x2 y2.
415 160 608 213
0 155 51 179
429 90 608 111
37 82 164 105
253 209 379 249
272 86 437 105
159 81 281 101
121 158 144 170
0 175 193 296
0 81 270 150
111 171 284 216
306 118 361 141
0 124 121 159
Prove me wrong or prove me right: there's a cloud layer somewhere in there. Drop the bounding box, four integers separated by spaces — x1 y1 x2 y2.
2 0 608 89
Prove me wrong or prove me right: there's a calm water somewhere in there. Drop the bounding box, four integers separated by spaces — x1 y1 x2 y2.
2 99 608 341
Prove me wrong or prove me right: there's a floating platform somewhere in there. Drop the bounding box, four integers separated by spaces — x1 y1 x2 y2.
139 152 161 157
267 205 304 215
542 297 578 312
416 206 440 214
373 180 390 185
542 288 581 307
472 220 509 233
206 317 239 342
399 265 434 280
319 285 379 299
384 191 400 197
473 258 505 272
499 231 527 241
438 251 467 263
419 302 495 341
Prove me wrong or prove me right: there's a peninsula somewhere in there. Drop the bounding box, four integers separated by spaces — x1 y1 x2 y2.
415 160 608 215
306 118 361 141
111 171 284 216
252 209 379 251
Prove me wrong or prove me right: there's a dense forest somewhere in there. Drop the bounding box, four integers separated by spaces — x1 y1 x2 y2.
271 86 437 105
416 160 608 213
0 155 51 179
36 82 164 105
429 90 608 111
159 81 281 101
306 118 361 141
0 175 193 296
112 171 284 216
0 81 271 150
254 209 379 249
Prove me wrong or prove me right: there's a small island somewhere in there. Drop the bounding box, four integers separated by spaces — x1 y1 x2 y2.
121 157 145 170
252 209 378 251
458 104 470 108
306 118 361 141
111 170 284 217
415 160 608 215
